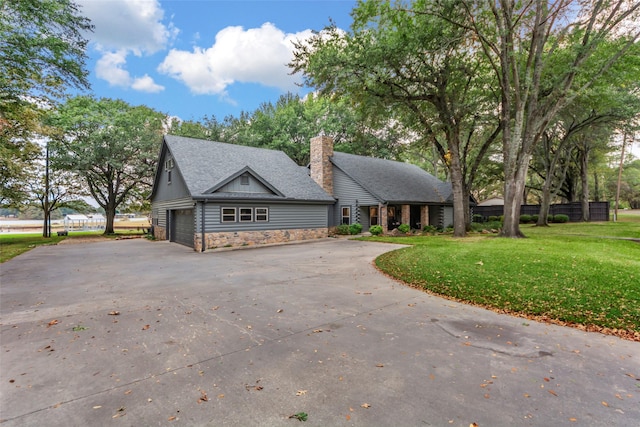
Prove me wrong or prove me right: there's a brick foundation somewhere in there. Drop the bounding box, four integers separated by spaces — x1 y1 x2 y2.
194 228 329 252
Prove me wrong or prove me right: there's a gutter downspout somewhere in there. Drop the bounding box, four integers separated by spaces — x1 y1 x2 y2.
201 200 206 252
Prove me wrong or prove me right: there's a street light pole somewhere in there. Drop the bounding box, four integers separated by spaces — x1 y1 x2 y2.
44 141 50 238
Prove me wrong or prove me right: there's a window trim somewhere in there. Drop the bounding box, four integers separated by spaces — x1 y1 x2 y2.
255 207 269 222
369 206 378 226
341 206 351 225
239 207 253 222
221 207 236 223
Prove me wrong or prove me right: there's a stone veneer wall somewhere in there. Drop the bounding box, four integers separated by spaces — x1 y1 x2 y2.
194 227 328 252
153 225 167 241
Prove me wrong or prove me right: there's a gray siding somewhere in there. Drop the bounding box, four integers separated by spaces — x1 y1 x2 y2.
443 206 454 228
332 167 379 227
216 175 272 194
198 203 328 232
153 165 190 201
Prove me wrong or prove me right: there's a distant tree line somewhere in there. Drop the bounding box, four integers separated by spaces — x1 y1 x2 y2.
1 0 639 237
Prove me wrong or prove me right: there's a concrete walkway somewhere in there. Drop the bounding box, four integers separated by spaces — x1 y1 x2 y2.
1 238 638 426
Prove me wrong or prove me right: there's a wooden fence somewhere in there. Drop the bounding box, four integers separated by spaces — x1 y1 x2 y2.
473 201 610 222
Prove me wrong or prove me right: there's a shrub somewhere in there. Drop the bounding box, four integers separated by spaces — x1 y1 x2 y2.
488 215 500 222
349 222 363 235
531 214 539 223
369 225 383 235
553 214 569 223
336 224 350 235
422 225 436 233
519 214 532 224
398 223 410 233
472 214 484 223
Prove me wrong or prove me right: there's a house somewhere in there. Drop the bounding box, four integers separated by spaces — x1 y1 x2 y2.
310 135 453 233
150 135 453 251
150 135 335 250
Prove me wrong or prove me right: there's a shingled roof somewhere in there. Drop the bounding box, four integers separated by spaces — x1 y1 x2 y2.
158 135 335 203
330 151 453 204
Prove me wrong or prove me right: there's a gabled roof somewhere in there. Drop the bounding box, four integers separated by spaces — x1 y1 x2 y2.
205 166 284 196
330 151 453 204
159 135 335 203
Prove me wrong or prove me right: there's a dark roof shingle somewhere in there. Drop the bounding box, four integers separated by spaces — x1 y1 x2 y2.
331 151 452 204
164 135 334 202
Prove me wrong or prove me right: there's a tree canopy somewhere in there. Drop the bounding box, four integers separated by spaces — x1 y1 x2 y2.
48 96 166 234
0 0 92 208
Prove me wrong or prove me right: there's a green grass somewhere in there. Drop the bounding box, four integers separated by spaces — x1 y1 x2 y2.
0 230 146 263
364 220 640 335
1 233 69 262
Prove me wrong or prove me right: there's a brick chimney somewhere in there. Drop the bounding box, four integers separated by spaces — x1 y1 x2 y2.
310 135 334 196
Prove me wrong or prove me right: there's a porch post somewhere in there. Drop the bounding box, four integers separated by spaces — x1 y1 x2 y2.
401 204 410 227
380 203 388 233
421 205 429 229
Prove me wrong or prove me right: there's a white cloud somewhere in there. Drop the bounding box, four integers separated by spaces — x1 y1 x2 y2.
158 22 312 97
95 50 131 86
79 0 177 54
94 54 166 92
95 50 165 93
132 75 165 93
78 0 175 92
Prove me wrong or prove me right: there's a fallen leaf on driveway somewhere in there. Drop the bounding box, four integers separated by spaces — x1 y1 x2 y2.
548 390 558 396
48 320 59 327
142 325 150 330
108 311 120 316
198 390 209 403
296 390 307 396
375 364 384 368
361 403 371 408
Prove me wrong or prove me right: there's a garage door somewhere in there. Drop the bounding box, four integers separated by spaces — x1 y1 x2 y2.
173 209 194 248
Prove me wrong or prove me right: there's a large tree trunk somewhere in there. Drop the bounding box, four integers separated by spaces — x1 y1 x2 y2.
104 191 116 234
536 180 552 226
449 147 466 237
500 153 528 238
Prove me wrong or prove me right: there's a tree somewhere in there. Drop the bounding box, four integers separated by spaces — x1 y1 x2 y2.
454 0 640 237
0 0 92 207
291 1 502 236
48 97 166 234
222 92 407 166
25 153 83 237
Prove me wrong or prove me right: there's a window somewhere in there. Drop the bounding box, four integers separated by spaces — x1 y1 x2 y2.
369 207 378 226
255 207 268 222
167 169 172 184
221 207 268 223
165 158 174 170
341 206 351 225
221 207 236 222
240 174 250 185
239 207 253 222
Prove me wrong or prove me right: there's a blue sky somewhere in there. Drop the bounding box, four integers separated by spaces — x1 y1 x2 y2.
76 0 356 121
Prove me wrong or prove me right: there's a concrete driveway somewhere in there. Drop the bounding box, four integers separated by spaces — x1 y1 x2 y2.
1 238 638 426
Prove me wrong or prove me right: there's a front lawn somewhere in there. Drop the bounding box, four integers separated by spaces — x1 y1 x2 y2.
364 221 640 340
